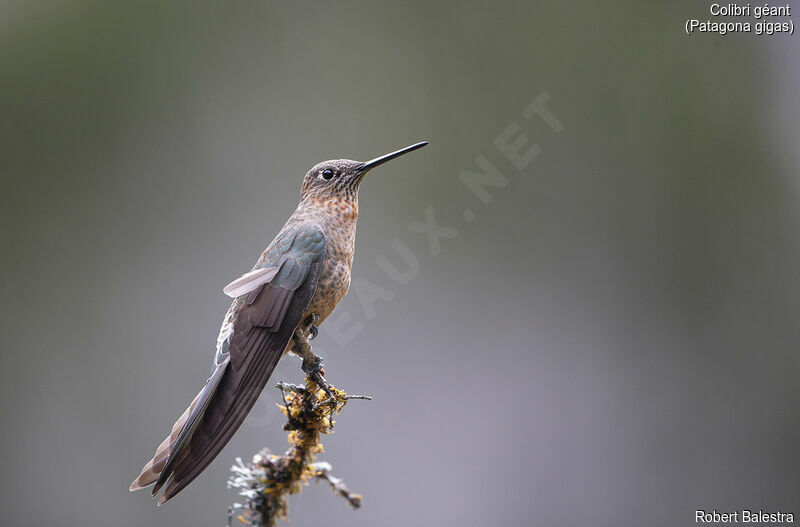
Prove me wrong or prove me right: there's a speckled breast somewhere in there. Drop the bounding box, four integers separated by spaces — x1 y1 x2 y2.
305 248 352 323
303 200 357 324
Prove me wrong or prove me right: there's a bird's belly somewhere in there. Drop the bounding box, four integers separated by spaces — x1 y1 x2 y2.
305 258 351 323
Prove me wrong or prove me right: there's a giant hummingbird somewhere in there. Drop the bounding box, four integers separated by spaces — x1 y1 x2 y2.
130 142 428 504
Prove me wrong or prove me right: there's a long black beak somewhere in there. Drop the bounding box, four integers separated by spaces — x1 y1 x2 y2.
361 141 428 172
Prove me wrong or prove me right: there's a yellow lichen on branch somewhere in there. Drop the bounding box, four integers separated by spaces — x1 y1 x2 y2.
228 374 367 527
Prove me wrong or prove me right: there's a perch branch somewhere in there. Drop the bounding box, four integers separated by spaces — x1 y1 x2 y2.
227 359 369 526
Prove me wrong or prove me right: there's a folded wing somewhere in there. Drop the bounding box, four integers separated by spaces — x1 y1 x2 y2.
130 224 326 504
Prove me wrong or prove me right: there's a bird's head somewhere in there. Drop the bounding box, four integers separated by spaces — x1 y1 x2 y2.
300 142 428 202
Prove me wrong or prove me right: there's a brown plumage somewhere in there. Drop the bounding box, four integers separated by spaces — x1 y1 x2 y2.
130 142 427 504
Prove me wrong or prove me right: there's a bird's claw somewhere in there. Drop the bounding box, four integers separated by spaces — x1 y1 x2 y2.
295 313 320 341
291 315 357 426
307 313 320 340
301 354 323 375
300 353 334 395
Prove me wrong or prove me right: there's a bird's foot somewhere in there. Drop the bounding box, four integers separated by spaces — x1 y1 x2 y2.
302 358 338 424
305 313 320 340
291 318 370 426
300 353 323 375
301 354 334 400
294 326 334 400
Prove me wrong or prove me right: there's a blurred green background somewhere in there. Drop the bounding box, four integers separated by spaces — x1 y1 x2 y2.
2 1 799 526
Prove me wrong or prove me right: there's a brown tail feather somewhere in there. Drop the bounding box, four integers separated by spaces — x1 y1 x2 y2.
129 389 203 491
158 336 286 502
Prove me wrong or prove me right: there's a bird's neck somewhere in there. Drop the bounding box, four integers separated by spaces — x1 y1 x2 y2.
294 195 359 231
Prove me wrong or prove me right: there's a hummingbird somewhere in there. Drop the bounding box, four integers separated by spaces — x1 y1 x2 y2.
130 142 428 504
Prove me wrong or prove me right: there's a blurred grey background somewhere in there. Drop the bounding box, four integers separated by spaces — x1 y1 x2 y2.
1 1 799 526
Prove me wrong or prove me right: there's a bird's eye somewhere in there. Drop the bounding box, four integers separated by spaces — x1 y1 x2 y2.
321 169 334 180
